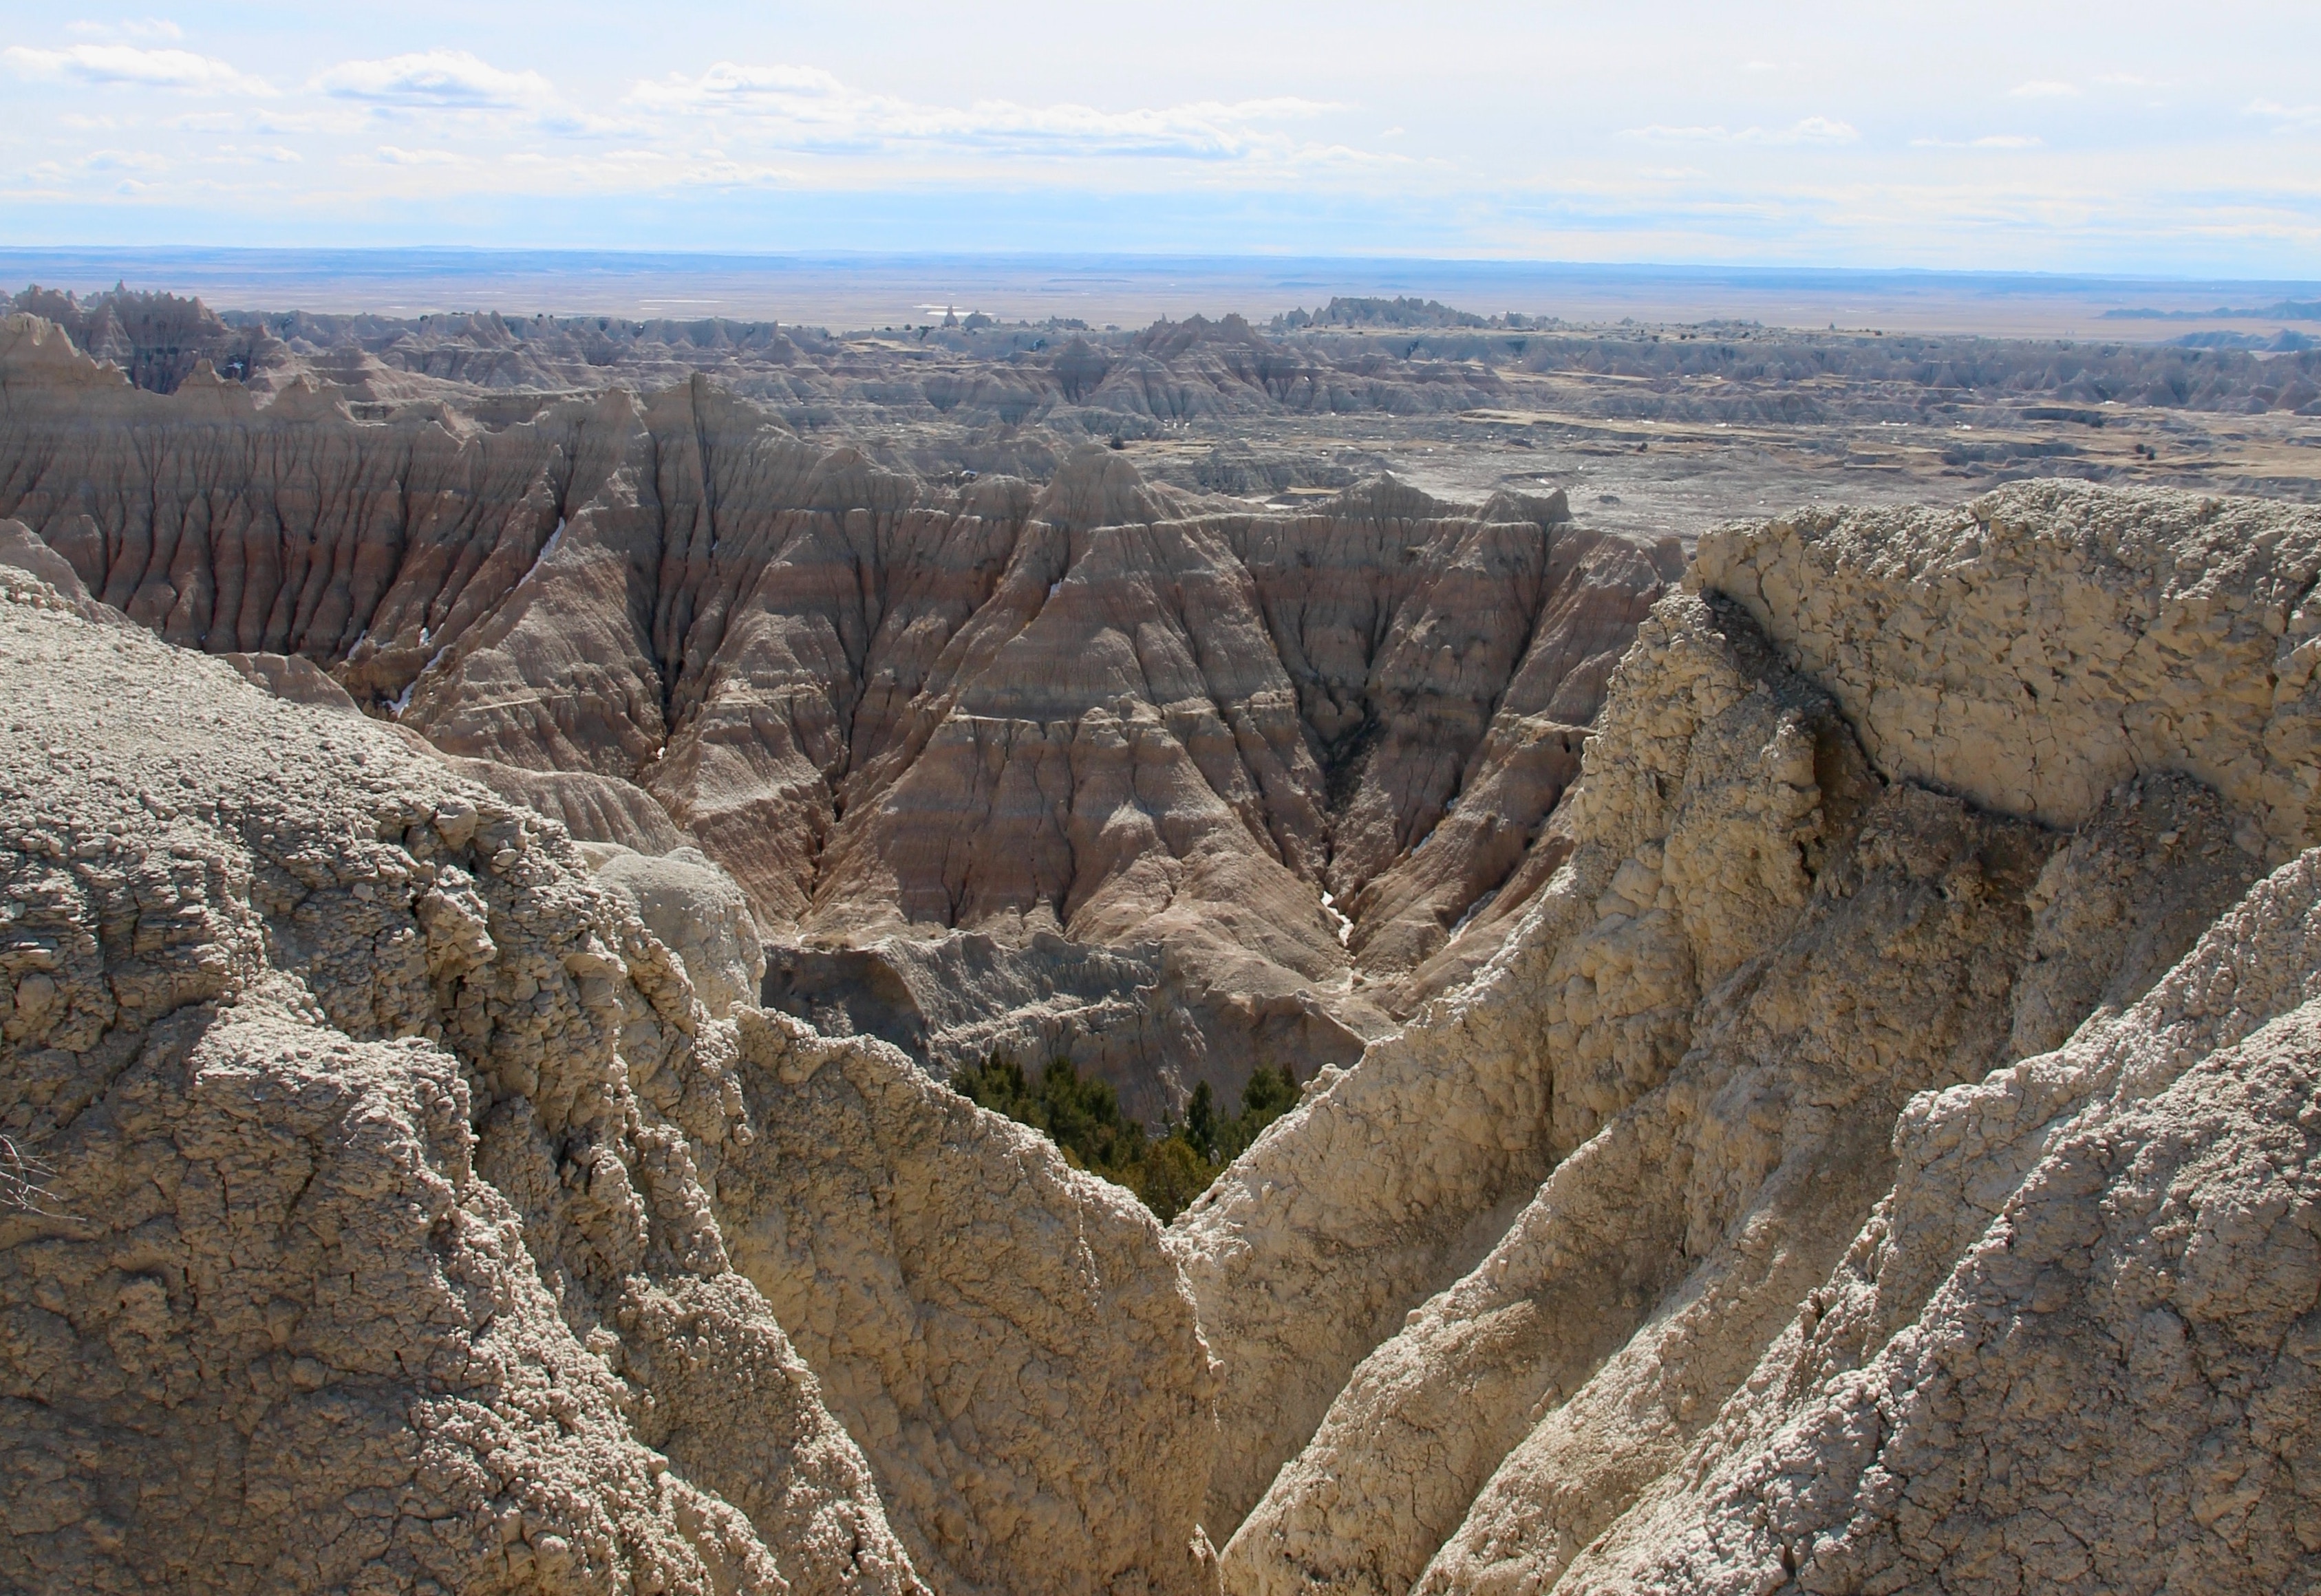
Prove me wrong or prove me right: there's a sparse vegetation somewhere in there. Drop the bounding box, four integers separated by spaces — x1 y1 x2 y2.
949 1053 1301 1221
0 1134 61 1217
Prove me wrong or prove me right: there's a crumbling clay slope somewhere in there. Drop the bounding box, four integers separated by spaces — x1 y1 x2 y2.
1173 480 2321 1595
0 564 1220 1595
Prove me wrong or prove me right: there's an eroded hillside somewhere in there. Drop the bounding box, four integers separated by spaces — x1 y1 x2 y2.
5 310 2321 1595
1177 479 2321 1593
0 310 1675 1114
0 559 1221 1596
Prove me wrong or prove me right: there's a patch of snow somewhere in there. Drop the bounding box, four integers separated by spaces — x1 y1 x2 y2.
387 640 452 720
1320 889 1353 948
1448 886 1500 940
517 517 565 589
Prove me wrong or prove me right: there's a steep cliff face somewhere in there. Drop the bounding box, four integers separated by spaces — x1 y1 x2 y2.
1173 480 2321 1594
0 314 1673 1113
718 1010 1219 1596
0 570 1219 1595
1467 848 2321 1595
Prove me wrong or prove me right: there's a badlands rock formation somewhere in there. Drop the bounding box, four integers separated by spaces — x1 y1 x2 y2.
9 293 2321 1595
1177 479 2321 1593
0 566 1217 1595
0 310 1674 1115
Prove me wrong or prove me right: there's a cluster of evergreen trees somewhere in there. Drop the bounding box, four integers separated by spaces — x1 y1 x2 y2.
949 1053 1301 1222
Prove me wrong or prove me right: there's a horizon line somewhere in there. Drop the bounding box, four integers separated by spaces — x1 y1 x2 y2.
3 244 2318 292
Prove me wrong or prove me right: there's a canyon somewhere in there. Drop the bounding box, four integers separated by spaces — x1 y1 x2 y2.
0 307 1680 1117
5 292 2321 1594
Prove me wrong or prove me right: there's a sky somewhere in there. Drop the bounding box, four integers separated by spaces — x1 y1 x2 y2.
2 1 2318 277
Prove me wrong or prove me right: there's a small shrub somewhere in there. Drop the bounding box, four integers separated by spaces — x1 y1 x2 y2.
952 1053 1304 1222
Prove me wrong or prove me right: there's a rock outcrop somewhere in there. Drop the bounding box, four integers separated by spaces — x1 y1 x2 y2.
583 844 765 1020
1171 480 2321 1593
0 314 1674 1114
0 568 1218 1595
1692 480 2321 857
1470 846 2321 1593
718 1010 1218 1596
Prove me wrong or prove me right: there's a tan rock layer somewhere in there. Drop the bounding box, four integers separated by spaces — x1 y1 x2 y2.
1691 479 2321 855
1176 482 2321 1593
1535 846 2321 1594
719 1010 1219 1596
0 571 1219 1595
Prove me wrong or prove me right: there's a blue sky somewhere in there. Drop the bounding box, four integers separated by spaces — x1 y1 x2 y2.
3 1 2318 274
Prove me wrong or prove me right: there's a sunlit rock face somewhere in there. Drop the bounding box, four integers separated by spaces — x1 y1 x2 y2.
1177 482 2321 1596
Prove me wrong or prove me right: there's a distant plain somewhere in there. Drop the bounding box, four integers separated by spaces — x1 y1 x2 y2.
7 249 2318 545
7 247 2320 338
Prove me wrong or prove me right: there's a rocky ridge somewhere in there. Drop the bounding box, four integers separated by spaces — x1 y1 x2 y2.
1174 479 2321 1593
0 568 1218 1595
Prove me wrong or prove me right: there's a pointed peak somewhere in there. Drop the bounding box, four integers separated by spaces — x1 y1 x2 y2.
1130 312 1275 360
1323 473 1456 523
261 374 353 424
1031 444 1172 532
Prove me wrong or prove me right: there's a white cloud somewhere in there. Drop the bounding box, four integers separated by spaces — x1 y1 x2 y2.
66 17 184 41
1780 116 1859 144
370 144 470 165
30 147 171 182
83 147 169 172
1911 133 2044 149
1623 117 1857 146
3 42 272 94
2010 80 2080 98
2247 99 2321 131
315 50 554 109
626 63 1337 160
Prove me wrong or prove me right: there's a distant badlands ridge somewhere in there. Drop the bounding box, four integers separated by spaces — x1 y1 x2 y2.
11 282 2318 489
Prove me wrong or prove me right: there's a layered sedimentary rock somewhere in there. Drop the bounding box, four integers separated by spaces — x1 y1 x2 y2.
0 571 1218 1595
0 313 1672 1112
1174 480 2321 1593
12 304 2321 1595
